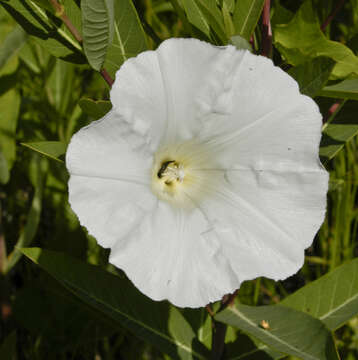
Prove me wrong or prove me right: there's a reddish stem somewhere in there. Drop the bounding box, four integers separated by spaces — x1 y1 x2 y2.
100 69 114 87
261 0 272 58
321 0 345 31
49 0 114 87
323 100 343 124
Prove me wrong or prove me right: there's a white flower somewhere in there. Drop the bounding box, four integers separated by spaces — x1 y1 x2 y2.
66 38 328 308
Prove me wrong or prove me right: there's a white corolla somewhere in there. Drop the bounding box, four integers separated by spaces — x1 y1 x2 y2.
66 38 329 308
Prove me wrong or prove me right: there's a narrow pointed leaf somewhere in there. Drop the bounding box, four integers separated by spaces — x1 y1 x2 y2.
0 25 26 70
21 247 209 360
233 258 358 359
6 157 46 271
103 0 147 77
319 79 358 101
0 88 20 184
233 0 265 41
81 0 114 71
21 141 67 162
282 257 358 330
0 0 85 62
215 304 338 360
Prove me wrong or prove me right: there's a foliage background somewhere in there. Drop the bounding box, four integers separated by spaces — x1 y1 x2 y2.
0 0 358 359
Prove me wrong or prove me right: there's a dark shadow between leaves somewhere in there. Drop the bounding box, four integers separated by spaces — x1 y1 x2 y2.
225 332 275 360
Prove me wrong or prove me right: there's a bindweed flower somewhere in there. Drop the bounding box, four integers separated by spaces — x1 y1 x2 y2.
66 38 328 308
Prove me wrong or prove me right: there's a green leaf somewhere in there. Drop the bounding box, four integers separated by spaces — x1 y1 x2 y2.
215 304 338 360
78 98 112 120
229 35 252 51
181 0 226 42
0 331 16 360
21 141 67 162
194 0 227 42
6 157 47 272
21 247 209 360
237 257 358 359
319 79 358 101
320 100 358 162
282 258 358 331
0 25 26 70
288 57 336 98
274 1 358 79
0 88 20 184
103 0 148 77
81 0 114 71
0 0 85 63
233 0 265 41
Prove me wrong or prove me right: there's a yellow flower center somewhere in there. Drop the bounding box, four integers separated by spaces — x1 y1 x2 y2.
151 141 220 208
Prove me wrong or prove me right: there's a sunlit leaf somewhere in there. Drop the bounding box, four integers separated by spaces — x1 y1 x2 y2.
282 258 358 330
236 258 358 359
21 247 210 360
181 0 226 42
81 0 114 71
230 35 252 51
215 304 338 360
233 0 265 41
274 1 358 79
21 141 67 162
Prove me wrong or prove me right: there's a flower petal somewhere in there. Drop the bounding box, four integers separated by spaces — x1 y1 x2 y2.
197 166 328 285
110 38 243 145
66 110 157 248
109 202 239 308
199 52 323 172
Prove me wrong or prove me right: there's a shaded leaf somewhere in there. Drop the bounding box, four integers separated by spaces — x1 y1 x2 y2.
0 25 26 70
21 141 67 162
81 0 114 71
274 1 358 79
288 57 335 98
6 156 47 271
103 0 147 77
0 88 20 184
320 100 358 162
233 0 265 41
319 79 358 101
0 332 16 360
21 247 209 360
78 98 112 120
215 304 338 360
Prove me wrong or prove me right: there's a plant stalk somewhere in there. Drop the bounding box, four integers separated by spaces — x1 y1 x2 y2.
49 0 114 87
261 0 272 58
